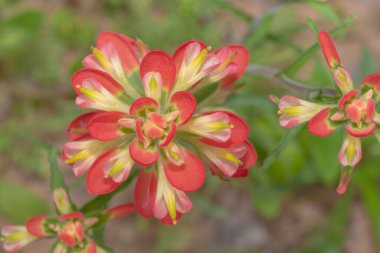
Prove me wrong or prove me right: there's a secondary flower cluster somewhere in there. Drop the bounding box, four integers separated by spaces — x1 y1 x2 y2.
0 189 134 253
63 32 257 224
277 31 380 194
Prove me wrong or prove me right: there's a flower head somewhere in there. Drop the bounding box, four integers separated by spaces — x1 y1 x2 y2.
1 226 36 252
276 31 380 195
1 188 134 252
63 32 257 224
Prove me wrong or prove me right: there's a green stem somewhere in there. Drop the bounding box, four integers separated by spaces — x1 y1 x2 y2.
245 64 338 97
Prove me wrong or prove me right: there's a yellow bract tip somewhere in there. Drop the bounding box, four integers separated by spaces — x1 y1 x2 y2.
208 122 231 131
106 160 124 178
92 47 111 70
66 150 90 164
223 151 241 165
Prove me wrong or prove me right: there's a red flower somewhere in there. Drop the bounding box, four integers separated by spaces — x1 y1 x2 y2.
63 32 257 224
1 188 134 252
276 31 380 195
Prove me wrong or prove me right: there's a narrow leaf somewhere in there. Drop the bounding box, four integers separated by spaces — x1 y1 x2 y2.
260 126 303 170
48 147 67 191
194 82 220 104
281 16 355 77
359 47 377 78
307 16 319 36
47 146 77 214
213 0 253 24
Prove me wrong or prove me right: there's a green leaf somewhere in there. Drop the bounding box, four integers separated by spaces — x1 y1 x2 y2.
47 145 76 214
259 126 303 171
281 16 355 77
81 169 139 214
309 2 341 24
213 0 253 24
307 16 319 36
193 82 220 105
49 240 66 253
245 12 275 48
0 179 49 223
359 47 377 79
90 228 115 253
307 132 340 185
48 147 68 191
281 43 320 77
0 10 43 56
6 10 43 34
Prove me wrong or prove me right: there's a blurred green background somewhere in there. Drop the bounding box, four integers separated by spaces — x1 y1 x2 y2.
0 0 379 252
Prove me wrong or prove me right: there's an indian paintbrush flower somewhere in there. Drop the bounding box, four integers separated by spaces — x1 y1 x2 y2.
1 188 134 253
63 32 257 224
276 31 380 195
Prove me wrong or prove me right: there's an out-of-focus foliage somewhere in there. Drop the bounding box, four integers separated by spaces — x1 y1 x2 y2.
0 0 379 252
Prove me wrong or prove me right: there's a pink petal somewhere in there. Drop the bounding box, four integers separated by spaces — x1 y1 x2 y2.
307 108 335 137
366 99 376 122
104 203 135 221
129 139 158 166
26 215 50 237
134 170 155 218
338 136 361 167
96 32 140 73
86 150 121 195
318 31 341 69
140 50 176 91
72 68 123 96
58 232 77 247
159 122 176 147
170 91 196 125
129 97 158 116
172 40 207 70
345 122 376 137
135 117 145 141
337 89 360 110
58 212 85 221
67 112 99 140
233 140 257 177
164 149 206 192
218 45 249 88
88 111 126 141
361 73 380 99
336 166 353 195
201 111 249 148
160 212 183 226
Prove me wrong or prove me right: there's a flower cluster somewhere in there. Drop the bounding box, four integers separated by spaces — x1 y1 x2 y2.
0 189 134 253
63 32 257 224
277 31 380 194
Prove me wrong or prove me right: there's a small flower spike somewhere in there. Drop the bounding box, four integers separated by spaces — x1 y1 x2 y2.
276 31 380 195
1 226 37 252
1 188 135 252
63 32 256 224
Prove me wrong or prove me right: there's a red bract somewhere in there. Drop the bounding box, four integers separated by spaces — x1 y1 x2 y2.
276 31 380 195
63 32 256 224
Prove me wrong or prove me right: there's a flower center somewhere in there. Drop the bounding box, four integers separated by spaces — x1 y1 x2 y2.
142 112 168 139
58 220 85 248
345 97 375 124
